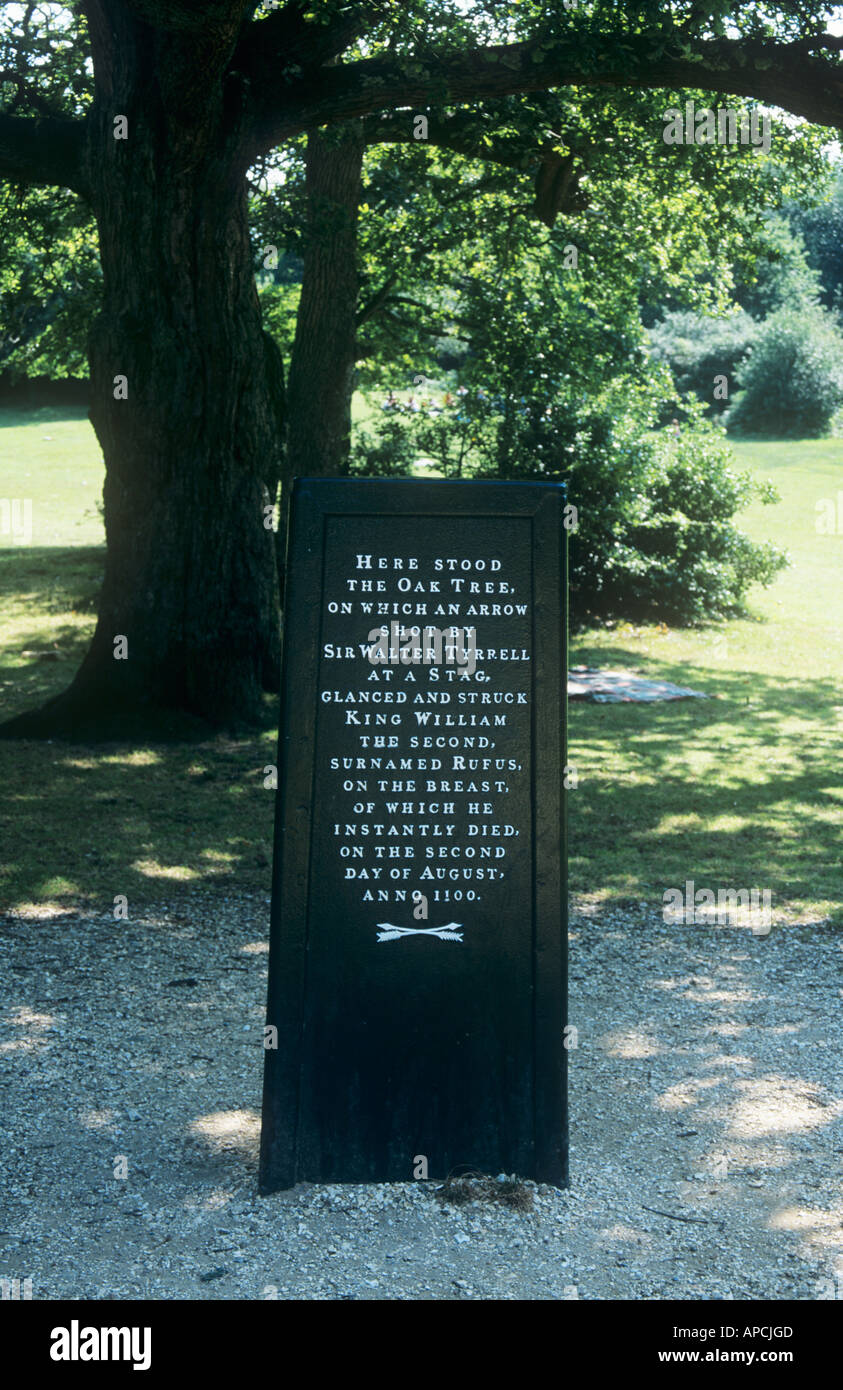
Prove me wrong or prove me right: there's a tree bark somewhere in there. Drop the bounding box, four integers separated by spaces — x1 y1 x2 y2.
244 32 843 148
284 126 364 492
1 4 284 739
274 126 364 603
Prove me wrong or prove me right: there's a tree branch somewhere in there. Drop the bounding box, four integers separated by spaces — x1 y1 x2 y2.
360 110 590 225
356 271 399 328
0 69 62 117
0 114 90 197
118 0 251 32
361 110 549 170
245 31 843 156
233 2 390 83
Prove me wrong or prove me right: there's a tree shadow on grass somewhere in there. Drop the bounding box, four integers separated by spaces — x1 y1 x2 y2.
1 553 840 920
0 735 277 913
0 545 104 719
0 547 279 912
568 644 842 924
0 405 90 429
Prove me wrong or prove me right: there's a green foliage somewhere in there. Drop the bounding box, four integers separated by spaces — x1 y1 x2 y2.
732 214 821 318
348 123 795 628
349 410 424 476
0 2 98 379
648 309 757 414
727 305 843 437
351 377 786 627
787 173 843 310
257 280 301 360
647 204 836 419
593 414 789 625
0 186 100 379
0 4 91 120
544 399 787 626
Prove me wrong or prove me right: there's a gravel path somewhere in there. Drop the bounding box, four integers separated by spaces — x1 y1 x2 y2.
1 896 840 1300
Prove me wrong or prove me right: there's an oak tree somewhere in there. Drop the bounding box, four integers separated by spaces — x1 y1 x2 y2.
1 0 840 735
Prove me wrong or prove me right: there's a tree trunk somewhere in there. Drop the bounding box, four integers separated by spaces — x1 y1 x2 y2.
284 126 364 495
1 7 284 739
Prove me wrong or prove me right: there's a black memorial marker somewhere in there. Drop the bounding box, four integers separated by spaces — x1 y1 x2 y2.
259 478 567 1191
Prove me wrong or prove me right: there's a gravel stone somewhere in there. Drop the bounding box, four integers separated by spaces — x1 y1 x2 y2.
0 896 840 1300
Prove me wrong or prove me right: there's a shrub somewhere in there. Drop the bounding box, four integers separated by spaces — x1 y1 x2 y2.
733 214 822 319
562 405 787 625
648 310 757 414
726 306 843 437
350 389 788 627
348 411 423 476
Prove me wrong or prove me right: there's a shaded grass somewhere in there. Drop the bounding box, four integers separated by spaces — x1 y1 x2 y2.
567 655 842 924
569 438 843 926
0 407 277 913
0 735 277 914
0 416 840 925
0 406 103 547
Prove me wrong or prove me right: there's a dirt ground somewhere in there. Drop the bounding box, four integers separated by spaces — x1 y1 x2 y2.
1 894 840 1300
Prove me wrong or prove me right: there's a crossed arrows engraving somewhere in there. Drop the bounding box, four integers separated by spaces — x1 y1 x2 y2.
376 922 463 943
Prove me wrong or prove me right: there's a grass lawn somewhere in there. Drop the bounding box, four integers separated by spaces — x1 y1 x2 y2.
1 412 840 927
570 437 842 926
0 407 277 915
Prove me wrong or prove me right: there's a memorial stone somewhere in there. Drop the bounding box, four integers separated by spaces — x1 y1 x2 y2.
259 478 568 1190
